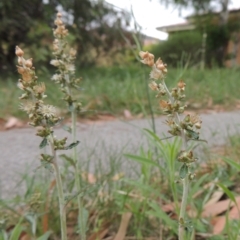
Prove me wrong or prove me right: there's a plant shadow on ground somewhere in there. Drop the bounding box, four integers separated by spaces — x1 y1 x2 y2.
1 129 240 239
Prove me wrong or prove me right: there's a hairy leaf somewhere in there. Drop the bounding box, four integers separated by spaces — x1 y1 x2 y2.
179 163 188 179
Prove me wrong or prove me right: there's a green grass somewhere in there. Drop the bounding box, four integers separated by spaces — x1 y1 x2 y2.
1 65 240 239
2 130 240 239
1 65 240 120
1 62 240 238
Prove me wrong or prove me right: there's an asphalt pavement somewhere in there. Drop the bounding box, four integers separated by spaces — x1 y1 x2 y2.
1 111 240 200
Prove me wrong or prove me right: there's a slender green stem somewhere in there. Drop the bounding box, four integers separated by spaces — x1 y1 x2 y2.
67 82 86 239
145 76 156 134
71 107 86 240
162 80 190 239
145 76 159 158
179 177 190 239
178 127 189 240
49 135 67 240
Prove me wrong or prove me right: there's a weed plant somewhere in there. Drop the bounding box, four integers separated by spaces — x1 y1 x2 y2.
15 45 70 239
127 51 203 239
50 12 86 240
1 10 240 240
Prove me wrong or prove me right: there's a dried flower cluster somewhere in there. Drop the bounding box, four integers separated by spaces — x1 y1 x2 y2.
139 51 203 238
28 192 42 213
139 51 202 142
16 46 68 150
51 12 82 112
139 51 167 80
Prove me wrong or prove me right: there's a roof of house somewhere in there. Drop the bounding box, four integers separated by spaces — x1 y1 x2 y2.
157 22 195 33
157 8 240 33
186 8 240 20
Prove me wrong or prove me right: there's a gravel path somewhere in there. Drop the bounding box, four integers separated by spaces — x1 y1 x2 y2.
1 111 240 200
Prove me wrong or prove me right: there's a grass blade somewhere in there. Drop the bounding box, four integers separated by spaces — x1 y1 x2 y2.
37 231 52 240
223 157 240 171
9 217 24 240
125 154 159 167
147 201 178 234
217 183 237 206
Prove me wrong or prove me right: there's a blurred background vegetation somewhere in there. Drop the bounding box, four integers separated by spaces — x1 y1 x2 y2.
1 0 240 119
0 0 139 71
1 0 240 70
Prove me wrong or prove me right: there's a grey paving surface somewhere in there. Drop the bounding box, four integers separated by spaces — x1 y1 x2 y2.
1 111 240 200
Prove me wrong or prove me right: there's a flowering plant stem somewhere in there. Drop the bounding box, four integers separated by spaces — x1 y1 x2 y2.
49 135 68 240
15 46 69 240
163 80 190 239
71 106 86 240
50 12 87 239
145 73 156 134
178 122 189 240
179 177 190 239
139 50 202 239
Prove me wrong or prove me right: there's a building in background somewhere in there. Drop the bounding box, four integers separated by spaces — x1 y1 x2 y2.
157 9 240 67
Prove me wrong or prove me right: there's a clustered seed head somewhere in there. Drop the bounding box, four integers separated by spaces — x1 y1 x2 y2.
16 46 24 57
139 51 155 66
139 51 167 80
15 46 68 151
16 46 61 129
139 50 202 170
53 137 68 150
178 150 196 163
160 79 201 139
155 79 187 116
51 12 82 112
40 153 54 164
28 192 42 213
53 12 68 38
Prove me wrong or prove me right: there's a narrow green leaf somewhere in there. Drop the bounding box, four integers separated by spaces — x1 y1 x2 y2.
39 138 48 149
123 178 158 195
25 213 37 236
147 201 178 234
60 154 76 167
144 129 162 144
186 129 199 140
65 141 80 150
0 230 8 240
9 217 24 240
217 183 237 205
78 207 89 233
62 125 72 133
125 154 159 167
37 231 52 240
223 157 240 171
179 163 188 179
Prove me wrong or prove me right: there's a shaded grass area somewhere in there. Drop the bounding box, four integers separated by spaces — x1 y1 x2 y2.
1 65 240 119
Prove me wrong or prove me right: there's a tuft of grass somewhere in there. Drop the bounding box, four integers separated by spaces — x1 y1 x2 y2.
1 66 240 120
